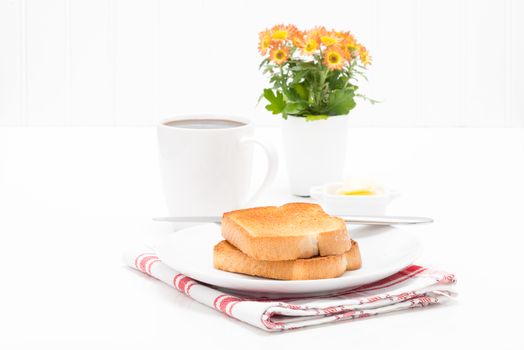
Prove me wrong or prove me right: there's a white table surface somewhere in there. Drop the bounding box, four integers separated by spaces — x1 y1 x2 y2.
1 126 523 349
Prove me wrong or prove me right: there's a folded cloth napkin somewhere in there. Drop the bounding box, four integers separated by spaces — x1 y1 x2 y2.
124 246 457 332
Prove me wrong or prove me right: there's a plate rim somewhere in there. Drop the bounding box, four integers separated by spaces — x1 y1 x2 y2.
155 223 422 293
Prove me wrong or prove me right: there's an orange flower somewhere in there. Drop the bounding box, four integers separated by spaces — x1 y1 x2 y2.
301 37 318 55
286 24 300 37
269 45 289 65
258 29 272 55
357 44 371 65
324 46 346 70
320 30 343 47
271 24 293 41
291 30 306 48
340 32 358 58
307 26 326 45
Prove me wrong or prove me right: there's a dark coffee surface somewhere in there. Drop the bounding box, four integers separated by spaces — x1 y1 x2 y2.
165 119 246 129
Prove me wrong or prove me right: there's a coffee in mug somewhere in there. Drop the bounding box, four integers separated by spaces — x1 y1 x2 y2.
164 119 246 129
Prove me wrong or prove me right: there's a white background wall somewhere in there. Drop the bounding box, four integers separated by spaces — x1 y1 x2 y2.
0 0 522 127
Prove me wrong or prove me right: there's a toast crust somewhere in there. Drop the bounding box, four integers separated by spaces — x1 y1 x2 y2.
213 239 362 280
221 203 351 261
344 240 362 271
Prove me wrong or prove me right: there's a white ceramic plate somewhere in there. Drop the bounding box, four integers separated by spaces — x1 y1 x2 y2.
155 224 421 296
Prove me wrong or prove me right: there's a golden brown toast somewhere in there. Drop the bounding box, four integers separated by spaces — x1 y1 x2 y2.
213 239 362 280
221 203 351 261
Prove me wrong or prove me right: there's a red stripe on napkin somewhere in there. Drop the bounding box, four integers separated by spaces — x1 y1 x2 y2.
125 248 456 332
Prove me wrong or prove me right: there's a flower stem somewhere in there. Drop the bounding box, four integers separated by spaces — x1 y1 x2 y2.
317 67 329 106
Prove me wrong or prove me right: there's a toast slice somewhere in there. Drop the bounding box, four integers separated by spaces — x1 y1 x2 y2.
213 239 362 280
221 203 351 261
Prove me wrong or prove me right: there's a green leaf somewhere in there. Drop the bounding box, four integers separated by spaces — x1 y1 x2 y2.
305 114 329 121
290 61 317 71
263 88 286 115
351 69 369 81
263 66 274 75
284 102 307 115
327 89 356 116
326 71 347 90
356 93 380 104
258 58 269 69
292 83 308 101
282 87 297 102
291 72 305 85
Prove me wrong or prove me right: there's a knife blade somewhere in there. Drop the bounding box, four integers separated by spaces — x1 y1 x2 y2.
152 215 433 225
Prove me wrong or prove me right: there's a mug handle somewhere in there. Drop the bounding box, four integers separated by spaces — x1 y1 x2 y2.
239 137 278 206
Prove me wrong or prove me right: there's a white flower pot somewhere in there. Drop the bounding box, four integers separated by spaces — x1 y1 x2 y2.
281 115 349 196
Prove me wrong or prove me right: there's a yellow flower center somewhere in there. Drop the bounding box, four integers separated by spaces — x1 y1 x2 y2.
272 30 288 40
305 40 317 52
346 43 357 51
328 52 341 64
321 36 339 46
275 50 285 60
262 38 270 49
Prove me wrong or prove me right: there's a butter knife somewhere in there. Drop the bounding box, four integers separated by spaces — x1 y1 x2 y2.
153 215 433 225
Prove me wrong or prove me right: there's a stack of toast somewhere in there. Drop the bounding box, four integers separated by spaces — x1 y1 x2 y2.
213 203 362 280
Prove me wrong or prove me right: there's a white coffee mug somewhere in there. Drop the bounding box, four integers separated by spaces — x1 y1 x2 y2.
158 115 278 217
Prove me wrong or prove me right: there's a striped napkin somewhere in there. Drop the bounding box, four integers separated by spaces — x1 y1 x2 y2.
124 247 456 331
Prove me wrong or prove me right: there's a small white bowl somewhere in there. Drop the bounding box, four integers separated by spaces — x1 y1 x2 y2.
310 182 399 216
